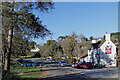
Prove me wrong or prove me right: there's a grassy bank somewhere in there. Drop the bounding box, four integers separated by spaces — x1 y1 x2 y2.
11 66 41 78
2 61 42 80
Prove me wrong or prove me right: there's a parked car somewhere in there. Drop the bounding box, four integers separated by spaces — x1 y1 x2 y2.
94 64 105 68
51 59 56 63
71 63 79 68
74 62 94 69
18 60 41 67
60 61 67 67
17 58 25 63
57 60 62 63
47 58 50 61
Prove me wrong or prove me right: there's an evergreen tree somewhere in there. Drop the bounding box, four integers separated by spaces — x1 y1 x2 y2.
2 1 54 72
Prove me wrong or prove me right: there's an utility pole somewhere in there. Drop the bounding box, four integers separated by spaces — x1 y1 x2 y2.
4 0 14 72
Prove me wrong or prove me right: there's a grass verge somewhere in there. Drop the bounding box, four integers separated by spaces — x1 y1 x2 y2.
2 62 42 80
11 66 41 78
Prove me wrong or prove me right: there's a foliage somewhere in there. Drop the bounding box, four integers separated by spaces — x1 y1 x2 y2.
2 2 54 38
11 33 29 56
34 52 41 58
58 36 65 42
44 40 57 57
2 2 54 57
2 1 54 72
40 32 91 60
111 32 120 43
111 32 120 36
89 36 94 40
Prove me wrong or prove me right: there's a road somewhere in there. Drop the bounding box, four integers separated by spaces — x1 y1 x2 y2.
32 58 119 80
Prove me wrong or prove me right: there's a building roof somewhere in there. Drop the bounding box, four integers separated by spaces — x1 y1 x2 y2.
92 41 101 49
88 40 102 50
99 40 105 46
80 53 88 58
88 33 118 50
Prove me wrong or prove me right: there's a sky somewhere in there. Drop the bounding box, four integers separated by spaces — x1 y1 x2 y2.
32 2 118 44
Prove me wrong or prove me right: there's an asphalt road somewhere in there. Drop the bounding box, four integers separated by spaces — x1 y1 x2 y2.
32 58 119 80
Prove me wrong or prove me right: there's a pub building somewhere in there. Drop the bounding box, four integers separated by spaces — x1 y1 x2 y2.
87 33 118 67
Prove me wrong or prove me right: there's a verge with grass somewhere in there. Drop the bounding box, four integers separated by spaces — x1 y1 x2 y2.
2 61 42 80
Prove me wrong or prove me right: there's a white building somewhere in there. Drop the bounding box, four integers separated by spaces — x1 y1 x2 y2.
87 33 118 67
30 46 40 52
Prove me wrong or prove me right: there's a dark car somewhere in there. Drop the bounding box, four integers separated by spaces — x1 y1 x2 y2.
18 60 41 67
75 62 94 69
60 61 67 67
51 59 56 63
17 58 25 63
57 60 62 63
47 58 50 61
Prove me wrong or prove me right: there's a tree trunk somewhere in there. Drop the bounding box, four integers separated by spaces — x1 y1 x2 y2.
4 28 13 72
3 48 7 64
4 0 14 72
2 54 3 64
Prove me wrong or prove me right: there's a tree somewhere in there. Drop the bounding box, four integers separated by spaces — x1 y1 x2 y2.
11 33 36 57
29 41 36 49
39 46 47 57
56 43 63 58
58 36 65 42
44 40 57 58
71 32 78 58
11 33 28 56
61 36 75 57
89 36 94 40
2 1 54 72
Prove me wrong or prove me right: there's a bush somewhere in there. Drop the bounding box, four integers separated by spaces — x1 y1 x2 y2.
34 52 41 58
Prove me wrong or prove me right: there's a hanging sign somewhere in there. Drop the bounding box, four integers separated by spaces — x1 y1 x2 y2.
105 44 112 54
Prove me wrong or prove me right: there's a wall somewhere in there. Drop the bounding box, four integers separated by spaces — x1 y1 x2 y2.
100 40 116 67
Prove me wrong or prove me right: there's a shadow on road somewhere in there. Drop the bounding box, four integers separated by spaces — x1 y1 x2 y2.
2 72 118 80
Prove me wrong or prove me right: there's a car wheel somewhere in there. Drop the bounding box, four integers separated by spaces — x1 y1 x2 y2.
77 66 80 69
33 64 36 67
19 65 21 67
89 66 93 69
24 64 27 67
84 66 87 68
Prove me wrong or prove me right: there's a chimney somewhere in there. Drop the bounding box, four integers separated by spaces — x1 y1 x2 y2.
105 32 110 41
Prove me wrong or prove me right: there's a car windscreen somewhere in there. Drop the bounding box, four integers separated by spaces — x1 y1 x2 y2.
23 61 29 63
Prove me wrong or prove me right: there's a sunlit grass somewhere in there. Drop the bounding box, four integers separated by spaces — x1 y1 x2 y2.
10 64 42 78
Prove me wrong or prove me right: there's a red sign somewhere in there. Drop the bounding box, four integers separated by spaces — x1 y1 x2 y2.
105 47 112 54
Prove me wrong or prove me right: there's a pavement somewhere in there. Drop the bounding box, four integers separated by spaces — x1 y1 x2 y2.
31 59 119 80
